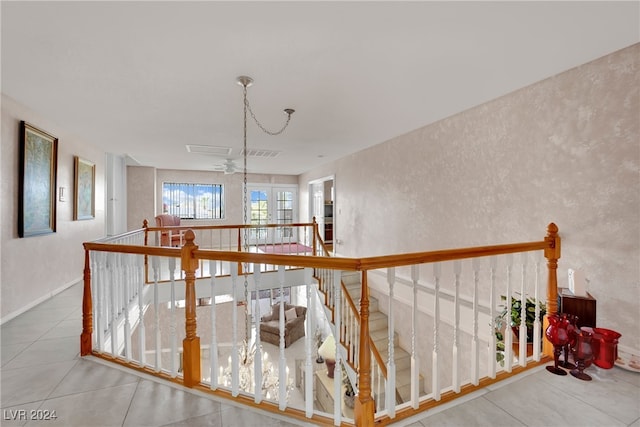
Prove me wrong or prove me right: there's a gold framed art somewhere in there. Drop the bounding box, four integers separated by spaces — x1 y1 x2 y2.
18 121 58 237
74 156 95 220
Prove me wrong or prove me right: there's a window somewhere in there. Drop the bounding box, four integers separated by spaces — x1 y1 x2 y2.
162 182 224 219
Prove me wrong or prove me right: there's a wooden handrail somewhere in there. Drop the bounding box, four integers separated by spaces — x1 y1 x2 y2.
83 242 180 257
357 241 549 270
145 221 315 233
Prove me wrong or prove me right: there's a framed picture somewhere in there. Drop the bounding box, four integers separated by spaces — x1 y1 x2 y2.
18 121 58 237
74 156 95 220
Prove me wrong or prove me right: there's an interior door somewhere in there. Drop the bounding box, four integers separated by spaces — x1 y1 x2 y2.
309 177 334 248
247 185 297 244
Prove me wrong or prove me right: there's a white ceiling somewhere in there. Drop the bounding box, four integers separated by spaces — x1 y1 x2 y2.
2 1 638 175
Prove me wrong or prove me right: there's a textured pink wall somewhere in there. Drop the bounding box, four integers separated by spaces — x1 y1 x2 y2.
300 44 639 349
1 95 106 320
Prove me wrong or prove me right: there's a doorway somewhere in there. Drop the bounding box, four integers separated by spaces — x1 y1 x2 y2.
309 176 334 249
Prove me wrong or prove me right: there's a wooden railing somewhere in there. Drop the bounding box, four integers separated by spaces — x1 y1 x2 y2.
80 222 560 426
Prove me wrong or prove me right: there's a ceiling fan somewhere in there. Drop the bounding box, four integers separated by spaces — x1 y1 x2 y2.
212 158 242 174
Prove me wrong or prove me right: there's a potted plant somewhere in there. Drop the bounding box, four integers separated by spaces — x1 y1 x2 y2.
497 294 546 342
314 328 324 363
342 369 356 409
495 293 546 365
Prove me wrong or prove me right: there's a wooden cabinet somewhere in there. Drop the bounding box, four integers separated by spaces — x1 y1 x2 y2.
315 370 334 412
558 287 597 328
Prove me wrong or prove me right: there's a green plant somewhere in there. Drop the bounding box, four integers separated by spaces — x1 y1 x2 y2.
342 368 356 408
496 294 546 332
342 369 355 396
494 293 546 365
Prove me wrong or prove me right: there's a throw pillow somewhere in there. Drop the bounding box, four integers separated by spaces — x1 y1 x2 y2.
285 307 297 321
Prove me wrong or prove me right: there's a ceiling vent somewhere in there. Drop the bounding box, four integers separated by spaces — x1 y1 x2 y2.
240 148 281 158
185 145 232 156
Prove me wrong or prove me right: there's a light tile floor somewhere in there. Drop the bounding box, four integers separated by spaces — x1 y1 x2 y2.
2 283 639 426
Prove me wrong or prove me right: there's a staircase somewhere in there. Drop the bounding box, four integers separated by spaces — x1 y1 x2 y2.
339 271 424 403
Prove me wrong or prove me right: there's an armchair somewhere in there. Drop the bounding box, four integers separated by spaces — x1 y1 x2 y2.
259 303 306 348
155 214 183 247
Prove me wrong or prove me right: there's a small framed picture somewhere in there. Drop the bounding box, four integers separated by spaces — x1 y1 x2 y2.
74 156 95 220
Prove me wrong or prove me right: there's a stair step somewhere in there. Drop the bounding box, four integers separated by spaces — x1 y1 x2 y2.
338 271 424 405
370 326 398 346
377 348 412 371
396 375 424 402
341 271 361 285
368 311 388 331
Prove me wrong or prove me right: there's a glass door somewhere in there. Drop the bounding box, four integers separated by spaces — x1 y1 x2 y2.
247 185 297 244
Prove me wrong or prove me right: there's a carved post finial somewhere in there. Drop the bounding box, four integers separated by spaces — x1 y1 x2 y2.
184 229 196 245
143 219 148 228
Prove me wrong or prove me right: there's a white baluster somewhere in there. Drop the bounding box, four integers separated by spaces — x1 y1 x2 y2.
169 257 178 378
504 254 513 373
519 253 528 367
386 267 396 417
305 268 314 418
93 252 104 352
333 271 341 426
452 260 461 393
123 255 132 362
254 265 263 404
231 263 239 396
488 256 497 379
432 262 441 401
533 259 542 361
153 256 161 372
410 264 419 408
110 253 118 356
376 361 382 412
471 258 480 385
137 253 146 367
278 266 287 410
210 261 218 390
353 302 358 366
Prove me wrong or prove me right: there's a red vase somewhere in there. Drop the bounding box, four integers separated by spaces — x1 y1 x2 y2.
571 328 593 381
591 328 622 369
545 313 570 375
325 359 336 378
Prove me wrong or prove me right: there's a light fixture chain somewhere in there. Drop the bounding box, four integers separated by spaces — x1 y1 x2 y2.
242 83 250 343
236 75 294 344
245 96 292 136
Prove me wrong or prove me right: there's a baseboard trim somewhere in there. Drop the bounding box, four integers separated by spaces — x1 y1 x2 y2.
0 276 82 325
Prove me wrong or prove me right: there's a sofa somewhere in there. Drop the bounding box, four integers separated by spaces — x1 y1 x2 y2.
155 214 183 246
259 303 306 348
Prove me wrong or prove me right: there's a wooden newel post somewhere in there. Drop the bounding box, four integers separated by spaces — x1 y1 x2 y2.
181 230 201 387
143 219 149 283
312 216 317 255
80 247 93 356
355 271 375 426
543 223 561 357
142 219 149 245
